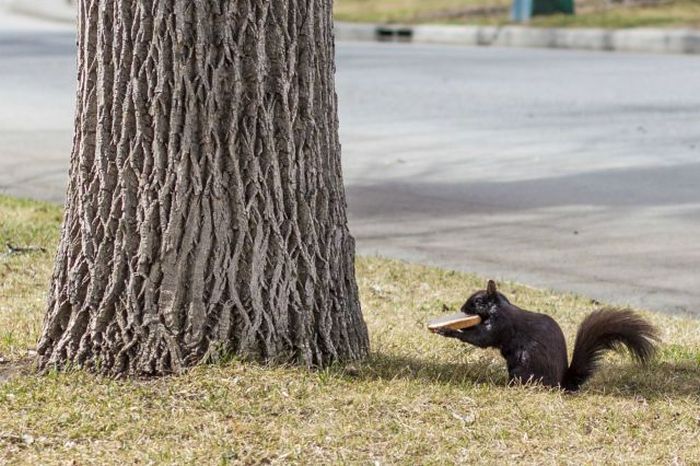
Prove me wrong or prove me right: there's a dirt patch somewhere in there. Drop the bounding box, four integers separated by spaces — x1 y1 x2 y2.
0 357 34 384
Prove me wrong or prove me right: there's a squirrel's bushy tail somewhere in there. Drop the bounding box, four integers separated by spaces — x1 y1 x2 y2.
563 308 659 391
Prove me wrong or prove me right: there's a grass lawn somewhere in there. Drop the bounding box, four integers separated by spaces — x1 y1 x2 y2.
334 0 700 29
1 194 699 464
335 0 509 24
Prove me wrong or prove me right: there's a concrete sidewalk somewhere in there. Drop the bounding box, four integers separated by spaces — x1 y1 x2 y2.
336 22 700 55
3 0 75 24
0 1 73 31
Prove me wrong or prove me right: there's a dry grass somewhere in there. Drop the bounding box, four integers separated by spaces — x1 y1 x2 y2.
1 195 699 464
334 0 700 29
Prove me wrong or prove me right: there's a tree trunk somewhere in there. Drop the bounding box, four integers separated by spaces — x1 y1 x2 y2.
37 0 369 376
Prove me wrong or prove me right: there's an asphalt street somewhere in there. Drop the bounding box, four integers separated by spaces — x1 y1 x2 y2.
0 22 698 314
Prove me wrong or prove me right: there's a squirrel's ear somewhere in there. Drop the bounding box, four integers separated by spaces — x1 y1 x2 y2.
486 280 498 297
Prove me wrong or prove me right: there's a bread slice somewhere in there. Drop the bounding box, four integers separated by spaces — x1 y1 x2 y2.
428 312 482 333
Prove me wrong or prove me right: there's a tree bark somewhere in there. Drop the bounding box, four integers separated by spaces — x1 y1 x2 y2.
37 0 369 376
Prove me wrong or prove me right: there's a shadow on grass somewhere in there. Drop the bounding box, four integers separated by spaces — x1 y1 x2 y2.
342 352 700 400
345 351 507 388
588 360 700 400
0 357 34 385
3 350 697 402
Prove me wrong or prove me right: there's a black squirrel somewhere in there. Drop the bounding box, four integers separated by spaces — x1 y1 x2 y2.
435 280 659 390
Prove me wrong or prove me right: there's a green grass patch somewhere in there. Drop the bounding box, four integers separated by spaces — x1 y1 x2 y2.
335 0 509 24
531 0 700 28
335 0 700 29
1 194 699 464
0 196 62 360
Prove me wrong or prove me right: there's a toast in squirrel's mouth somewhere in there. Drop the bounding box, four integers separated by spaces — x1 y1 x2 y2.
427 312 482 333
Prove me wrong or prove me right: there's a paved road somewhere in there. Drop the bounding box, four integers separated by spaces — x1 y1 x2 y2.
0 14 75 201
0 24 698 315
337 42 700 315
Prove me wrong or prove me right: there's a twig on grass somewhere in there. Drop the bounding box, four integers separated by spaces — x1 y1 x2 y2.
0 242 47 259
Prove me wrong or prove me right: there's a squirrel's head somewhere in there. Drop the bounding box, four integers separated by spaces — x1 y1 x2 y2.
461 280 508 317
458 280 511 347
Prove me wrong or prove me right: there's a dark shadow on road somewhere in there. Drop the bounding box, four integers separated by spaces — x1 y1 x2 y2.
347 162 700 220
0 31 76 58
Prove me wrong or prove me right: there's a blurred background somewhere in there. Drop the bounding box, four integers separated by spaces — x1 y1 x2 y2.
335 0 700 27
0 0 698 315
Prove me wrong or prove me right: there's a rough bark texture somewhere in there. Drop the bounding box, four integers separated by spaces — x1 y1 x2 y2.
37 0 369 375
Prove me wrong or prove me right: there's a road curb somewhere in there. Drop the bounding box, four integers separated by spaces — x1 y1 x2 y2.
5 0 75 24
336 22 700 55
